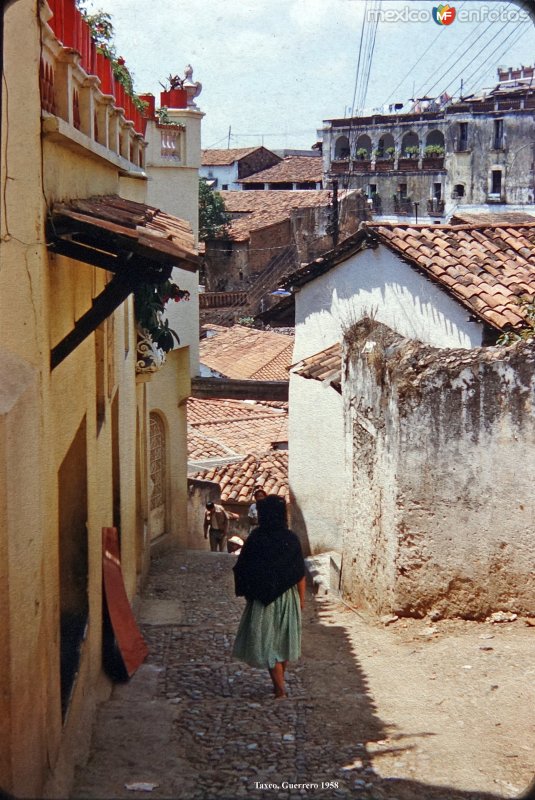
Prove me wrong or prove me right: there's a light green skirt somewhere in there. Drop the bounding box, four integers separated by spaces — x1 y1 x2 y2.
232 585 302 669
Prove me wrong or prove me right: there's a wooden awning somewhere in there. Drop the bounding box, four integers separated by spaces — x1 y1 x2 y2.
48 195 199 277
47 195 199 369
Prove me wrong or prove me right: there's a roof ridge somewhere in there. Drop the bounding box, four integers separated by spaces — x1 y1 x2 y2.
366 221 535 232
190 410 287 427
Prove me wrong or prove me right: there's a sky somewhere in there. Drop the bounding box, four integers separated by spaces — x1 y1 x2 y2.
88 0 535 151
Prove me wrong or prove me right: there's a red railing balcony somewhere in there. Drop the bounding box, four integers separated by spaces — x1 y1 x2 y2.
42 0 148 167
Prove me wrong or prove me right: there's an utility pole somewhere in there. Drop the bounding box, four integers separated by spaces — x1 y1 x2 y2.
414 201 419 224
329 180 340 247
227 126 231 149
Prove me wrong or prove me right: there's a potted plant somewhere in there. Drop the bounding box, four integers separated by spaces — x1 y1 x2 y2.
403 145 420 159
159 74 188 109
356 147 369 160
424 144 445 158
385 146 395 159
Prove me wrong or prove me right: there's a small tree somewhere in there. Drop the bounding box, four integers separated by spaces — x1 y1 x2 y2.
198 179 230 241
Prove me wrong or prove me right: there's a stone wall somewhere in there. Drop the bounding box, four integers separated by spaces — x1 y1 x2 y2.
342 320 535 619
187 478 221 550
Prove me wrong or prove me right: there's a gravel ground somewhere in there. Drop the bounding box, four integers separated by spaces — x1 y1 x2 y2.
71 549 535 800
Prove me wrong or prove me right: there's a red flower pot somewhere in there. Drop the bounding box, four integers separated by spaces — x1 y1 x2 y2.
160 89 187 108
139 94 156 119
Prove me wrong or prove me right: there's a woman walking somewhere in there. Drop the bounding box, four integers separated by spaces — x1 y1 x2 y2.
232 494 306 698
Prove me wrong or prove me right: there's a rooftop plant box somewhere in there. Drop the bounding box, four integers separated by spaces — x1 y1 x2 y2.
374 159 393 172
331 160 349 174
160 89 188 109
422 156 445 170
398 157 420 171
352 160 371 172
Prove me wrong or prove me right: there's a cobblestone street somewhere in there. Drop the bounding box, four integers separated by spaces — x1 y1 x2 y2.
71 550 534 800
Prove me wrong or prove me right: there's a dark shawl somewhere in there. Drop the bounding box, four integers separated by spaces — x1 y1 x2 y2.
233 526 305 606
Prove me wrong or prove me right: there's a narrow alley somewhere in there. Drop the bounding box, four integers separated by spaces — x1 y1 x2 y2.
72 550 535 800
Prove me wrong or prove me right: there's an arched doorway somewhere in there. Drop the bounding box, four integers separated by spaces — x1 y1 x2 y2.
149 412 166 540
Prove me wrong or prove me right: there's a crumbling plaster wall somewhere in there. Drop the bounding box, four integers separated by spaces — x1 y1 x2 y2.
343 321 535 619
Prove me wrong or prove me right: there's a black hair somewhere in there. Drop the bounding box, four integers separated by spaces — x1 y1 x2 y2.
257 494 287 530
206 501 214 509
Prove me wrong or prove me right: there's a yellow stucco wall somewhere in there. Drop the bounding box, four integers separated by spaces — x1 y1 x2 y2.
1 2 198 795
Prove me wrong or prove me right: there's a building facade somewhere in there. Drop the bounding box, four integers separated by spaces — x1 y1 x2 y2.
1 2 198 796
200 146 281 191
320 68 535 220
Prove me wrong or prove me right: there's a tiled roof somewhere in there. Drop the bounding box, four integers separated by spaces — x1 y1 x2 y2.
188 397 285 425
240 156 323 184
190 451 288 503
368 222 535 330
188 432 235 461
450 211 535 226
199 324 294 380
291 343 342 393
219 189 337 242
201 147 259 166
221 189 333 213
187 398 288 462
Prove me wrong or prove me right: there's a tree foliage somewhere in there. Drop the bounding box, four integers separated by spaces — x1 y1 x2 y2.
198 179 230 241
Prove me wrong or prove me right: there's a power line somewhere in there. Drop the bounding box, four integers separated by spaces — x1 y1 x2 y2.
417 7 513 99
439 19 523 98
459 23 530 97
382 0 468 106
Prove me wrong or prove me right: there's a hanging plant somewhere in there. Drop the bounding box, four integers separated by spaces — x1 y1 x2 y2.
134 280 190 353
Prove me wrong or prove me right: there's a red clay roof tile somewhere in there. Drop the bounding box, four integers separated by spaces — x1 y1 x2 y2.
366 221 535 331
190 451 288 503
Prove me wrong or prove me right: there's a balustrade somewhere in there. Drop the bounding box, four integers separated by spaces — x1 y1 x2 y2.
159 126 182 159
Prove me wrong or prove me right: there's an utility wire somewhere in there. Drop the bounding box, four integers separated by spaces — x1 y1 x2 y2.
382 0 468 106
438 19 523 98
416 8 513 99
458 23 529 97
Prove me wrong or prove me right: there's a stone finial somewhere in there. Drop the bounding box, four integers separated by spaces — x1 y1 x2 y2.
183 64 202 108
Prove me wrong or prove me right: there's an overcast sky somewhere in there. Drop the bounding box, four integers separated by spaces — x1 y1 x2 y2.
93 0 535 150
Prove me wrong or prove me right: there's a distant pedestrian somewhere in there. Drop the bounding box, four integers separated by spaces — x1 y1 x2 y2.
203 501 230 552
232 494 306 699
247 485 267 533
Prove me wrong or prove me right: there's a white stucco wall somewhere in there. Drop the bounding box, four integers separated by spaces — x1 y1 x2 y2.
289 377 345 555
165 267 200 376
199 163 239 190
343 326 535 619
289 243 485 556
293 244 484 362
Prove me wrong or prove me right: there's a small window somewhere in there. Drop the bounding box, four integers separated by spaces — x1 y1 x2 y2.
493 119 504 150
368 183 377 197
398 183 408 199
433 182 442 200
458 122 468 151
222 184 228 190
454 184 465 198
491 169 502 195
